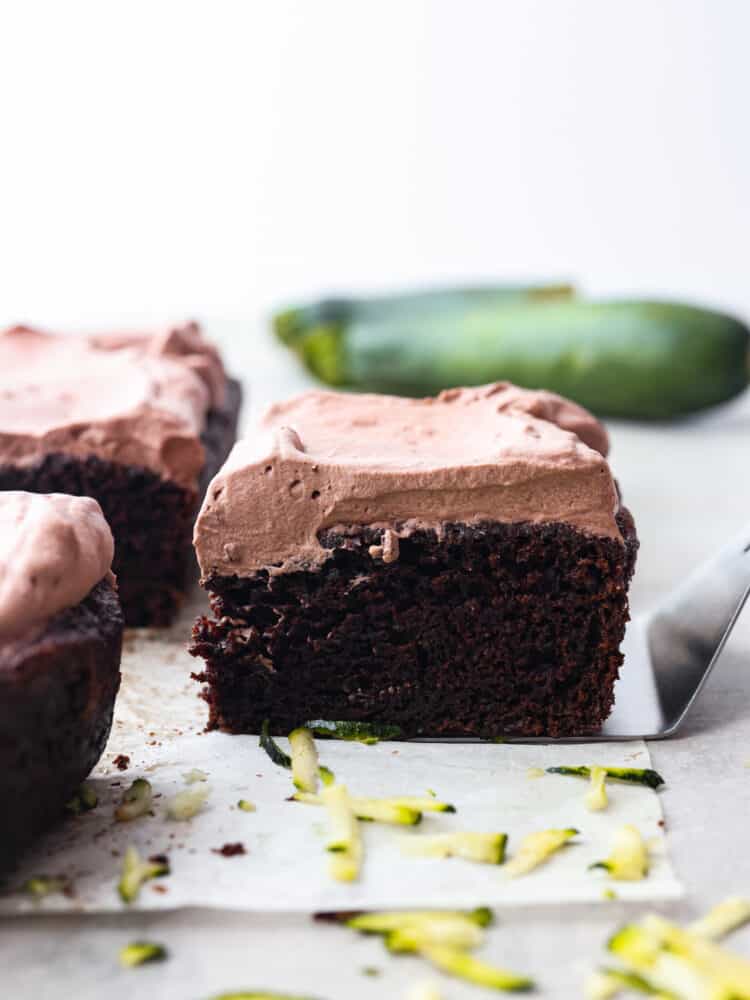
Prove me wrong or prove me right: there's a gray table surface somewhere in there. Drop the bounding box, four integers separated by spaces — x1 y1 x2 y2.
3 327 749 999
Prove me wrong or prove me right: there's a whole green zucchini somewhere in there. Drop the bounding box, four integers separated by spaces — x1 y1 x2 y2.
273 282 574 346
274 294 749 420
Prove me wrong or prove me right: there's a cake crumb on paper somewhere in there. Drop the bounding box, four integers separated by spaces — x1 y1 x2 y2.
212 842 247 858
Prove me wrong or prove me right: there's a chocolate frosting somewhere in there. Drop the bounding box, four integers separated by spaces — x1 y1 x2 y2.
0 322 225 490
194 383 621 579
0 492 115 641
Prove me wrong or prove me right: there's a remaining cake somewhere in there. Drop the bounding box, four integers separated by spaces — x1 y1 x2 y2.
0 322 242 625
190 383 637 738
0 492 123 859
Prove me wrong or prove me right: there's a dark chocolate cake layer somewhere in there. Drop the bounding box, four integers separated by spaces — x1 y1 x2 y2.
0 579 123 861
191 509 637 739
0 379 242 626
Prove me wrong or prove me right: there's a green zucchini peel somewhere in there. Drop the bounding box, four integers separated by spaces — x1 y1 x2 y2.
303 719 402 743
547 766 664 789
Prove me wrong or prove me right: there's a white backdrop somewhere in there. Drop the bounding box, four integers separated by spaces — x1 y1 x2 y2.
0 0 748 329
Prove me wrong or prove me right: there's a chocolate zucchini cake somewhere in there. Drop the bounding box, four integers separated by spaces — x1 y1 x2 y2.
0 492 123 859
191 383 637 738
0 323 242 625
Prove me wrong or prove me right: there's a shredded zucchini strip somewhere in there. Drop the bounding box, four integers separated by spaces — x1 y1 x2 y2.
590 825 649 882
346 907 492 934
289 728 320 794
115 778 153 822
585 766 609 812
321 784 362 882
504 828 578 877
117 846 169 904
386 917 485 953
294 791 421 826
547 765 664 789
608 914 750 998
422 946 534 992
400 832 506 865
688 897 750 941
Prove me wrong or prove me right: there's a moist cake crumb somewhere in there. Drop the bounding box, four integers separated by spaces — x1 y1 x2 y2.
212 842 247 857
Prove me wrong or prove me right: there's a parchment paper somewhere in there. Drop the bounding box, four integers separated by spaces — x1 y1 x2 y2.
1 605 682 914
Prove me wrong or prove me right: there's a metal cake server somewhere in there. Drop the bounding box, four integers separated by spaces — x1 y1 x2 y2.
542 521 750 743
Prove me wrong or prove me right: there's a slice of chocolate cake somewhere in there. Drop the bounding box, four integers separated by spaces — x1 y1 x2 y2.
190 383 637 738
0 492 123 860
0 322 242 625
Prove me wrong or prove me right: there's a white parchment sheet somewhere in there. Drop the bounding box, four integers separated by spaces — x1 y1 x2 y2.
1 616 682 914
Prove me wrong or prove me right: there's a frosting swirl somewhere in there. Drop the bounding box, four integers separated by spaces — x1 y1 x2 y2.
195 382 621 579
0 492 115 641
0 322 225 490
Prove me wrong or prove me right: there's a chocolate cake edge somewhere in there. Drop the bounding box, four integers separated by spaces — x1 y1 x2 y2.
190 509 638 739
0 578 123 862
